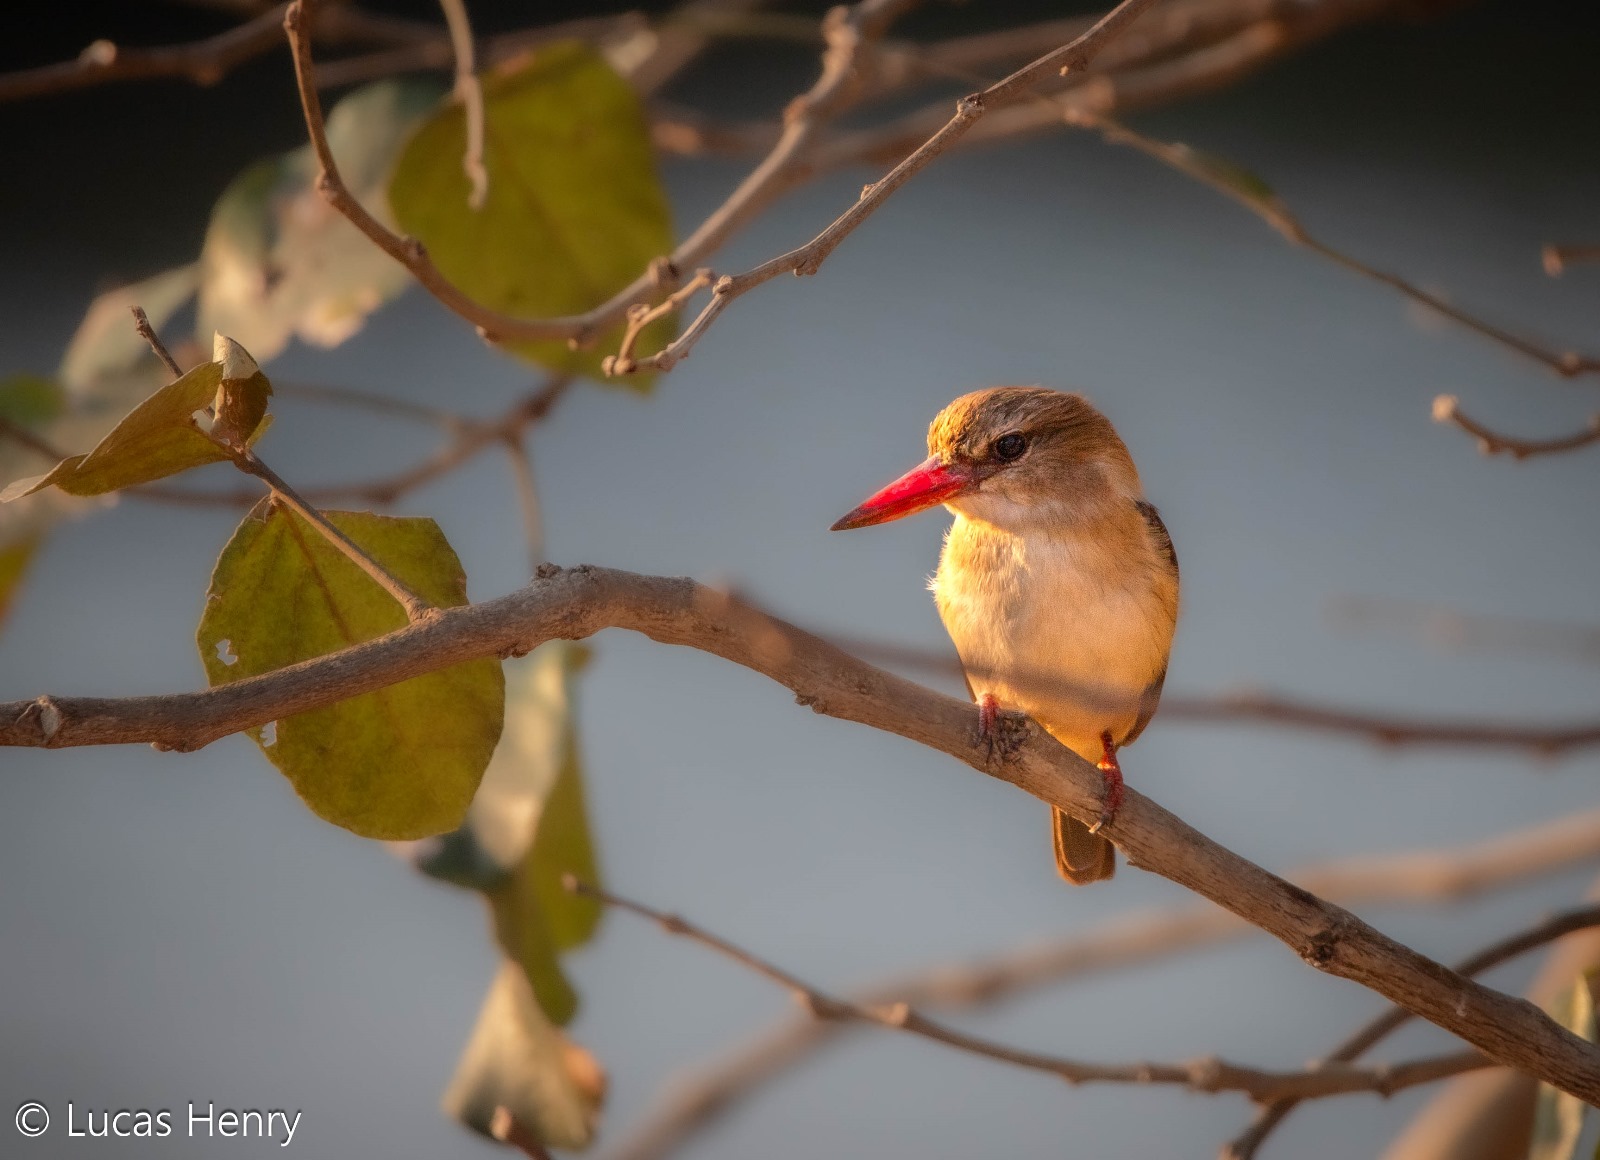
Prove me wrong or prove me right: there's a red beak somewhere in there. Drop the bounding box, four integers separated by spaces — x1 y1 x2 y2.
831 456 974 531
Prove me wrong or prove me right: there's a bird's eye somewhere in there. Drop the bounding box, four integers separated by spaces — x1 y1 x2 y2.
993 433 1027 462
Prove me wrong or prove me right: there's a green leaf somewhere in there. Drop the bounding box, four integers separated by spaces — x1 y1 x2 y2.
442 962 605 1151
0 535 39 628
197 503 504 840
197 79 443 362
416 644 603 1024
59 264 199 391
389 42 674 386
0 360 228 502
1531 969 1599 1160
0 374 66 428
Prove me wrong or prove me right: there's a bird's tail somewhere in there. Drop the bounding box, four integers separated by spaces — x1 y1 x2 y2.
1052 807 1115 884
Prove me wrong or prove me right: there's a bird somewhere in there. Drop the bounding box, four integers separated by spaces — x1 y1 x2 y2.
831 387 1179 883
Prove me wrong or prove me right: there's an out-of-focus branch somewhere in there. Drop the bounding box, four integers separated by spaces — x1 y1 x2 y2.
1432 394 1600 460
0 2 425 103
437 0 487 210
1543 244 1600 277
1224 902 1600 1159
1329 594 1600 667
5 567 1600 1111
601 808 1600 1160
842 635 1600 756
134 375 573 509
572 876 1496 1103
1079 117 1600 380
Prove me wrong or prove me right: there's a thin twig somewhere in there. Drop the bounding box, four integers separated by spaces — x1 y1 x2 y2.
621 0 1164 374
228 449 435 623
1329 594 1600 667
133 375 572 509
568 876 1495 1104
1432 394 1600 460
501 435 545 572
1223 902 1600 1159
6 566 1600 1108
0 419 66 463
131 306 186 378
1080 116 1600 380
602 808 1600 1160
437 0 488 210
602 269 717 376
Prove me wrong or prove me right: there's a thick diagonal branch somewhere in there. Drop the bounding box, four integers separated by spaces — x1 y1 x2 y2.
4 565 1600 1106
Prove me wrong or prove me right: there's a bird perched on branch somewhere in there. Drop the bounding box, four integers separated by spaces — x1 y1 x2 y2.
832 387 1178 883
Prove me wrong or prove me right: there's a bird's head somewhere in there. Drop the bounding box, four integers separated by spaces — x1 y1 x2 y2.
831 386 1140 533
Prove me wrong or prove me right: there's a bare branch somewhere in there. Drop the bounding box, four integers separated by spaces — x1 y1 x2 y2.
623 0 1165 374
1432 394 1600 460
571 876 1497 1104
0 419 67 464
604 808 1600 1160
437 0 488 210
130 306 186 378
1225 902 1600 1159
4 565 1600 1107
1330 594 1600 667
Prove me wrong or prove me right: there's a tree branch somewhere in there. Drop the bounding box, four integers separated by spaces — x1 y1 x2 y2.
1225 902 1600 1158
4 564 1600 1107
1432 394 1600 460
602 808 1600 1160
571 876 1498 1104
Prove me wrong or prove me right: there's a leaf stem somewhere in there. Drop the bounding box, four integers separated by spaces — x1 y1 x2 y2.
231 448 436 623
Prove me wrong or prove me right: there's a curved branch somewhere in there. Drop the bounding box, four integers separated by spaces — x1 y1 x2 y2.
1433 395 1600 460
575 877 1499 1104
4 564 1600 1107
1225 903 1600 1158
602 809 1600 1160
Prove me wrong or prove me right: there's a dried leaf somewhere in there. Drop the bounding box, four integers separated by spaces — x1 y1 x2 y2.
197 80 442 361
58 264 199 391
442 962 605 1151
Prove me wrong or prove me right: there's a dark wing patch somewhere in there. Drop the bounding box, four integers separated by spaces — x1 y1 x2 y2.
1120 664 1166 748
1135 499 1178 576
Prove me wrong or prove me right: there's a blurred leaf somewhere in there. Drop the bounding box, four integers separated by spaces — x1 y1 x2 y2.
0 535 39 628
197 503 504 840
59 264 199 391
1170 143 1281 212
416 644 603 1024
0 375 66 428
442 962 605 1151
197 79 442 361
1531 969 1598 1160
0 361 232 502
389 42 674 386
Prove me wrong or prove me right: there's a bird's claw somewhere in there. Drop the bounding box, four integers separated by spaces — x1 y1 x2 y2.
1088 730 1125 834
975 693 1023 764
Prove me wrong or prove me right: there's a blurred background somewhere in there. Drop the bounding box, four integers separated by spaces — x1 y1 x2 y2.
2 1 1599 1156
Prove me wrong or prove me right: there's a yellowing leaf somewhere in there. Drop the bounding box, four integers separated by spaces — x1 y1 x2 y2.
197 80 442 361
389 43 674 386
415 644 603 1024
0 361 229 502
442 962 605 1151
1531 969 1598 1160
197 503 504 840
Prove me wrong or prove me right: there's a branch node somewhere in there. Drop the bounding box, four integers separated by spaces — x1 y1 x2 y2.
535 562 563 580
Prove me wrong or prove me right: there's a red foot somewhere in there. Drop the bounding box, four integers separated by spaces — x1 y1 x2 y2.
978 693 1000 742
1088 730 1125 833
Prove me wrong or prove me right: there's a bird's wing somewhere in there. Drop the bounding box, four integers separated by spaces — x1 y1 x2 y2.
1121 500 1178 748
1134 499 1178 576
